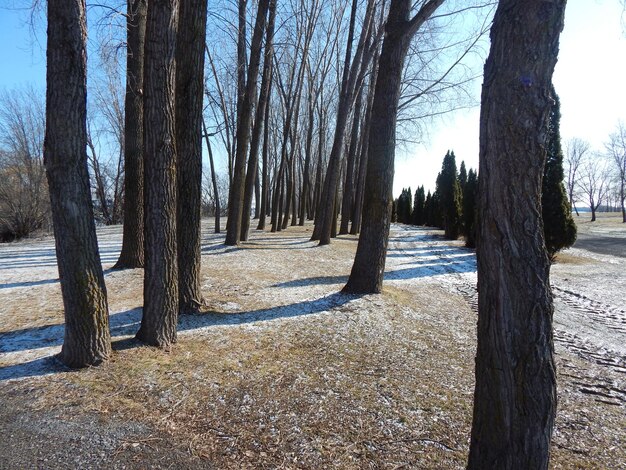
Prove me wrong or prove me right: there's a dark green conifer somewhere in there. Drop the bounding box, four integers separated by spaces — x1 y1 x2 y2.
542 86 577 259
435 150 462 239
459 161 468 193
412 185 426 225
463 169 478 248
397 187 412 223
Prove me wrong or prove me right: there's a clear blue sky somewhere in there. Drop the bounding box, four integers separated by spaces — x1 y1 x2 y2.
1 2 625 196
0 6 46 91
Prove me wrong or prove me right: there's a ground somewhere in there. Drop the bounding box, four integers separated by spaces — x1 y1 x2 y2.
0 213 624 469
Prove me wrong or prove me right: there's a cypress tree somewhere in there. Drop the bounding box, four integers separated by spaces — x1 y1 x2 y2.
463 168 478 248
459 160 468 193
397 187 412 223
412 185 426 225
542 86 577 259
435 150 462 239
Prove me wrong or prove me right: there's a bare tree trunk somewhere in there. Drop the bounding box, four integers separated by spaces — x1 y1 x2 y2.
241 0 276 241
206 47 235 184
343 0 444 293
339 87 363 234
313 0 377 245
299 97 315 225
254 167 260 219
351 55 378 235
202 117 221 233
256 95 271 230
467 1 565 468
115 0 147 269
44 0 111 368
311 0 358 244
137 0 179 348
175 0 207 313
312 101 326 221
225 0 270 245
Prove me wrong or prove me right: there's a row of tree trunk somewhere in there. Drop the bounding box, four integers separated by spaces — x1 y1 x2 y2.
44 0 567 467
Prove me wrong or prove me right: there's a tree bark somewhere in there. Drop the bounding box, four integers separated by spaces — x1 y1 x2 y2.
241 0 276 241
115 0 147 269
44 0 111 368
339 87 363 234
467 1 566 468
256 90 272 231
175 0 207 314
137 0 179 348
225 0 270 245
311 0 358 244
343 0 444 293
202 117 221 233
313 0 377 245
299 96 315 225
350 52 379 235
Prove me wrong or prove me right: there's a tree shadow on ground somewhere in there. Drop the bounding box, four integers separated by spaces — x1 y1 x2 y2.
0 292 360 381
273 257 476 289
0 278 60 290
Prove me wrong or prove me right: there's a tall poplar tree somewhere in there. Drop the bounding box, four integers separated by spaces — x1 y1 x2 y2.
176 0 208 313
114 0 147 269
343 0 445 294
137 0 180 348
45 0 112 367
468 0 566 467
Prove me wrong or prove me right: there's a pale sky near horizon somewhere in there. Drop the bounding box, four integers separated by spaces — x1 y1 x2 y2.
395 0 626 195
1 1 624 197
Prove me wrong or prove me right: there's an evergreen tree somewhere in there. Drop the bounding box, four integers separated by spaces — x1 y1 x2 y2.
397 187 412 223
463 168 478 248
425 190 442 228
412 185 426 225
435 150 462 239
459 160 468 193
542 85 577 259
391 199 398 222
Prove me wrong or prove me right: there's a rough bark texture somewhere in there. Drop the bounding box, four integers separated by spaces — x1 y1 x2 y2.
339 88 363 235
343 0 443 293
350 53 379 236
202 117 221 233
311 0 358 244
241 0 276 241
44 0 111 368
175 0 207 313
137 0 179 348
115 0 147 269
467 1 566 468
225 0 270 246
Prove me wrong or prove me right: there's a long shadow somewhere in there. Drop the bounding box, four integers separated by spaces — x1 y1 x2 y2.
0 247 57 261
0 249 121 271
0 292 359 381
201 245 240 255
273 258 476 289
0 278 60 290
0 266 126 290
386 247 471 257
573 235 626 258
0 356 69 381
385 260 475 280
273 275 348 288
